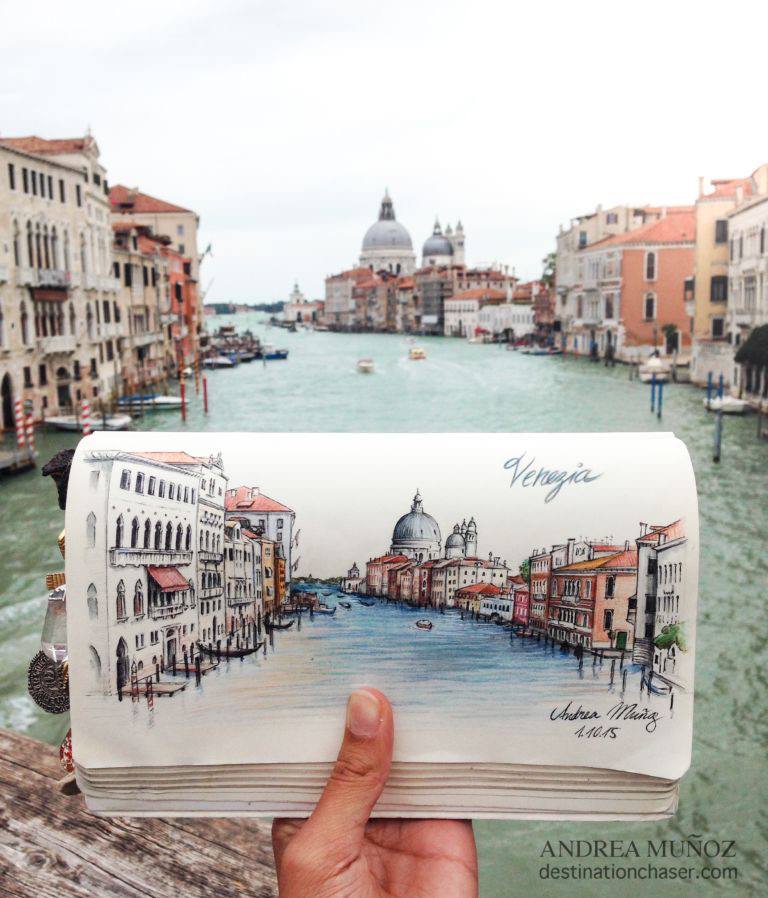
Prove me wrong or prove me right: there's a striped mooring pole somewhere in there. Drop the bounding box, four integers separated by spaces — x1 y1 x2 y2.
13 399 26 448
24 399 35 457
81 399 93 436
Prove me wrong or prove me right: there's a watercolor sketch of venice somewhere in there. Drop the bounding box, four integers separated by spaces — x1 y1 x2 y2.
79 448 689 729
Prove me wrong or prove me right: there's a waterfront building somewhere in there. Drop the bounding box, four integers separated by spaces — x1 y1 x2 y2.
631 521 686 686
412 266 454 335
223 519 257 636
726 166 768 400
341 562 364 594
478 289 536 341
260 536 277 613
81 449 200 694
365 553 409 596
689 175 753 387
111 222 172 387
549 546 637 653
528 280 556 337
0 134 121 426
359 191 415 275
224 486 295 588
529 548 553 631
479 589 513 622
282 281 323 325
242 528 264 617
430 555 509 608
444 288 506 337
323 267 371 330
456 582 503 615
512 584 530 627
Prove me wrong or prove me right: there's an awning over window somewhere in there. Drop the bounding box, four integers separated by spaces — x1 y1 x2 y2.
31 287 68 302
147 565 189 592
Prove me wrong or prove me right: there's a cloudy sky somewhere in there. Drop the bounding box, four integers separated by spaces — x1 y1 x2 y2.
2 1 765 303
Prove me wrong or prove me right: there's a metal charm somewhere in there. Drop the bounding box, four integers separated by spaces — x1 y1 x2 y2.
27 651 70 714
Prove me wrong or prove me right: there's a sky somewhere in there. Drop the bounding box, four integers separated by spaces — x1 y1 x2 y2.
1 0 766 303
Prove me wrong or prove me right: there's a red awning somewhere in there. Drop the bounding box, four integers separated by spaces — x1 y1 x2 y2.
147 565 189 592
32 287 68 302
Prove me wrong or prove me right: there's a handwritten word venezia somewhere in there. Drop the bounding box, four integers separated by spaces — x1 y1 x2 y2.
503 454 603 503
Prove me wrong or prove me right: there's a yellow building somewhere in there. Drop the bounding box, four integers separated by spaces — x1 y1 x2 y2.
690 176 751 386
260 536 276 613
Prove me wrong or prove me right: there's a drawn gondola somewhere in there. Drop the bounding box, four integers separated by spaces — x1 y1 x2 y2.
339 601 352 609
198 641 263 659
357 599 376 607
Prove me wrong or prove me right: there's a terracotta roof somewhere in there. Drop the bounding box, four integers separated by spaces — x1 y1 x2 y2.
397 277 415 288
704 178 753 200
241 528 263 541
135 451 204 466
590 543 624 552
556 549 638 573
456 582 504 596
0 135 94 156
147 566 189 592
603 210 695 247
369 554 410 564
225 486 293 514
637 520 684 545
110 184 192 214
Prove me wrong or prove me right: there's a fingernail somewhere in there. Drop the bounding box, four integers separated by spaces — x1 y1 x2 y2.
347 689 382 738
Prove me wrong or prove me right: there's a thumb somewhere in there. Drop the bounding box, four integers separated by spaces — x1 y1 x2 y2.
303 688 393 856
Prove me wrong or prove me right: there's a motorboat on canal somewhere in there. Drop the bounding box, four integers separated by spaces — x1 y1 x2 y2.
357 358 375 374
257 344 289 361
638 355 671 383
118 394 183 410
703 395 751 414
339 601 352 609
415 619 433 631
408 346 427 361
45 413 133 432
203 355 237 369
315 604 337 615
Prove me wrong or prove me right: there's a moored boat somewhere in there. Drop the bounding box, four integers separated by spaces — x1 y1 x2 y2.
118 394 183 410
415 619 433 630
203 355 236 369
703 395 751 414
639 356 671 383
339 601 352 609
315 605 337 615
198 641 262 659
45 413 132 432
357 599 376 607
266 620 295 631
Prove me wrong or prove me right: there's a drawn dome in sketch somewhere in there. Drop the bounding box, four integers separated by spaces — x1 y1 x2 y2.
390 490 442 561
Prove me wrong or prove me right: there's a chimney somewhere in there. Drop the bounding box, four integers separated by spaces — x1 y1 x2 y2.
624 539 630 551
567 537 575 561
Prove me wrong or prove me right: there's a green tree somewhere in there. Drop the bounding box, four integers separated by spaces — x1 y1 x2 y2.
541 251 556 288
519 558 530 581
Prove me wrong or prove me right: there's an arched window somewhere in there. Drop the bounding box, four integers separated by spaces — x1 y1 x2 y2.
143 518 152 548
185 525 192 551
63 230 71 271
199 531 204 549
116 580 126 619
175 523 183 550
26 222 33 267
87 583 98 619
130 517 140 548
69 302 76 336
12 221 20 266
115 515 124 548
133 581 143 616
205 530 210 550
86 511 97 548
154 520 162 549
51 227 59 269
165 521 173 550
645 251 656 281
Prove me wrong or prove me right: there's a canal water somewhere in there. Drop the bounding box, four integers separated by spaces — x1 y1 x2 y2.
0 314 765 895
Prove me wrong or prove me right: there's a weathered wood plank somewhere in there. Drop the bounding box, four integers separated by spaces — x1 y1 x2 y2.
0 728 278 897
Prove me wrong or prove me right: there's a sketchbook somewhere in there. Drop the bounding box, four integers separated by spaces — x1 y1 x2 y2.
65 431 698 820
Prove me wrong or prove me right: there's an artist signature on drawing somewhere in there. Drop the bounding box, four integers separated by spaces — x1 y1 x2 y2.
503 453 603 503
549 700 661 737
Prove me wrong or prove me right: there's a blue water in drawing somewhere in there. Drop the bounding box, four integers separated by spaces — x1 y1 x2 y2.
164 584 654 723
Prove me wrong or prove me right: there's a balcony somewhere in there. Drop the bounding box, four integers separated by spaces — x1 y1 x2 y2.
200 586 223 599
226 596 254 607
38 269 69 288
199 550 223 562
149 603 188 620
83 273 98 291
37 334 77 355
16 267 37 286
99 322 124 339
132 330 163 348
109 547 193 567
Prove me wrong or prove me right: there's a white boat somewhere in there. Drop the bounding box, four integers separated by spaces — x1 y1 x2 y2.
639 356 671 383
703 395 751 415
409 346 427 361
119 395 183 410
45 413 133 432
203 355 236 369
357 358 375 374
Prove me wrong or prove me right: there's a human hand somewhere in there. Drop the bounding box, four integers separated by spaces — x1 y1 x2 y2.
272 688 478 897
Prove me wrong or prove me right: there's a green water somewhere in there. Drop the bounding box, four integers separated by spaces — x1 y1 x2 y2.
1 314 765 896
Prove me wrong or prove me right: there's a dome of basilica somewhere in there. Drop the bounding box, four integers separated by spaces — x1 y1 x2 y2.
391 491 442 549
361 191 413 251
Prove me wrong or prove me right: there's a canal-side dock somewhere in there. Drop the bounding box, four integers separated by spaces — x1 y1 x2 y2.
0 727 278 897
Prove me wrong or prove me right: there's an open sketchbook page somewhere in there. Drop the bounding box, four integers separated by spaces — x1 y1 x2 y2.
66 432 698 780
